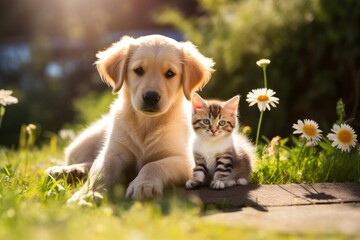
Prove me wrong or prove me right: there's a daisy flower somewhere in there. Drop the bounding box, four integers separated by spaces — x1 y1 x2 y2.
327 123 358 152
293 119 323 146
246 88 279 112
0 90 18 106
256 59 271 68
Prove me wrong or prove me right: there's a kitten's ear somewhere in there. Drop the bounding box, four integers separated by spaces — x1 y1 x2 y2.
192 93 207 111
223 95 240 112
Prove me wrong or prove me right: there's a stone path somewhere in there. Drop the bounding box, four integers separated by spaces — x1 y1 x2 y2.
184 183 360 235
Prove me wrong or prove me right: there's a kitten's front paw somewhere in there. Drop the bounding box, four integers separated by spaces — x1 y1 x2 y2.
210 180 225 189
185 179 203 189
210 179 236 190
237 178 248 185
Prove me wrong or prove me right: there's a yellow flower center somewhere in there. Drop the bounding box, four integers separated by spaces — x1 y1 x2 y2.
257 95 269 102
337 129 352 144
303 124 317 137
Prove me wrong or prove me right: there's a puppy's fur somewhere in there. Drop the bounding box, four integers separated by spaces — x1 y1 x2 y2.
46 35 214 203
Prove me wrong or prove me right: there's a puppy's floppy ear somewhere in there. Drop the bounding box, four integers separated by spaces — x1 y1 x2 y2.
95 36 134 93
181 41 215 100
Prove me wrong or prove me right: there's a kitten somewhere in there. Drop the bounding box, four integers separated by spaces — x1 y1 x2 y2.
186 93 256 190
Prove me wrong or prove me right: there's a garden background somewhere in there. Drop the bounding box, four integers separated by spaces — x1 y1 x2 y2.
0 0 359 148
0 1 360 239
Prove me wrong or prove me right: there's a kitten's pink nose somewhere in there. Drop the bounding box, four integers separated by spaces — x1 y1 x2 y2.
210 128 217 134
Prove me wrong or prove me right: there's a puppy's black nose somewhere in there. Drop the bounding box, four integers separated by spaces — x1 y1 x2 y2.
143 91 161 106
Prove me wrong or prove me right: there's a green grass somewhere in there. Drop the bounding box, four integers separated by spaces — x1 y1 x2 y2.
252 136 360 184
1 141 358 240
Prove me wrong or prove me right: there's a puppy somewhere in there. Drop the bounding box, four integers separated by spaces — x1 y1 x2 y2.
46 34 214 204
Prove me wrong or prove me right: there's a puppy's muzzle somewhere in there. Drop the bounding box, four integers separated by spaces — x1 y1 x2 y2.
142 91 161 112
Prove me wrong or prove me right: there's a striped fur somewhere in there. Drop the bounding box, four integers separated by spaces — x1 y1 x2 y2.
186 94 256 190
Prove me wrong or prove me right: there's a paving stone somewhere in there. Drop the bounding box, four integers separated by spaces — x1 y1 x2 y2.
184 182 360 207
203 203 360 235
183 183 360 235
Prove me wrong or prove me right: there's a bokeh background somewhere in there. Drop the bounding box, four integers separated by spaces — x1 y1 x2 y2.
0 0 359 147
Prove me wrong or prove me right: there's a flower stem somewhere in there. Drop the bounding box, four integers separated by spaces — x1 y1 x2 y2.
0 105 5 129
296 139 306 163
255 111 264 147
326 149 339 181
262 66 268 88
291 139 306 180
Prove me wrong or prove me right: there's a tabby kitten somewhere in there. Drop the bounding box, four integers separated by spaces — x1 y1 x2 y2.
186 93 255 190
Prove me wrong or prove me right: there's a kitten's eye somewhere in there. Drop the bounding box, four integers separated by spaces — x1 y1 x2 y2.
165 70 175 79
202 119 210 125
218 120 227 126
134 67 144 76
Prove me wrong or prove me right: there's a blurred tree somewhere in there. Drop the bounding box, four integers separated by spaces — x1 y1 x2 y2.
0 0 198 146
156 0 360 140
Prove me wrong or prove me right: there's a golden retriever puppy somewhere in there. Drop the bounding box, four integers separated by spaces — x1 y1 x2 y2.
46 34 214 204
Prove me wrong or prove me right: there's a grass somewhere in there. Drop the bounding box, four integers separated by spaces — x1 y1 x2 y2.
1 140 358 240
252 136 360 184
1 133 360 240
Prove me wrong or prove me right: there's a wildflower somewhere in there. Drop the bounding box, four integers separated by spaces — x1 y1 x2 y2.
268 136 281 156
241 126 252 136
0 90 18 106
246 88 279 112
26 124 37 135
59 129 76 140
327 123 358 152
293 119 323 146
256 59 271 68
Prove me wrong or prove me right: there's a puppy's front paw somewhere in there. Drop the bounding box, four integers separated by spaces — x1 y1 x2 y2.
67 188 103 207
46 165 87 184
126 180 163 200
185 179 203 189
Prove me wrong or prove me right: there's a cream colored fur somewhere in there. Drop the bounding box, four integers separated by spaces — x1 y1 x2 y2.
46 34 214 204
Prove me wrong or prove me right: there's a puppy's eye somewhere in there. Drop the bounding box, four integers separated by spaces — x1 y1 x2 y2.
134 67 144 76
218 120 227 126
165 70 175 79
202 119 210 125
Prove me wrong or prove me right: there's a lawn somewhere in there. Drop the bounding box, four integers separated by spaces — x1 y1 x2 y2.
0 140 358 240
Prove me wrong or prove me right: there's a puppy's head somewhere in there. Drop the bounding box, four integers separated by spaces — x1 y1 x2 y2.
96 34 214 116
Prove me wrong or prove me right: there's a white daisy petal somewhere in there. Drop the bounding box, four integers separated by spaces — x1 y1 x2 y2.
292 119 322 146
256 59 271 67
246 88 279 112
327 123 357 152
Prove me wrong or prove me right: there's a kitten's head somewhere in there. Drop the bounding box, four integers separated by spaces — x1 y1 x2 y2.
192 93 239 139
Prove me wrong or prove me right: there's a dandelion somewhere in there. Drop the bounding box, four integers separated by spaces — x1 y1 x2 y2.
327 123 358 152
292 119 323 146
246 88 279 112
